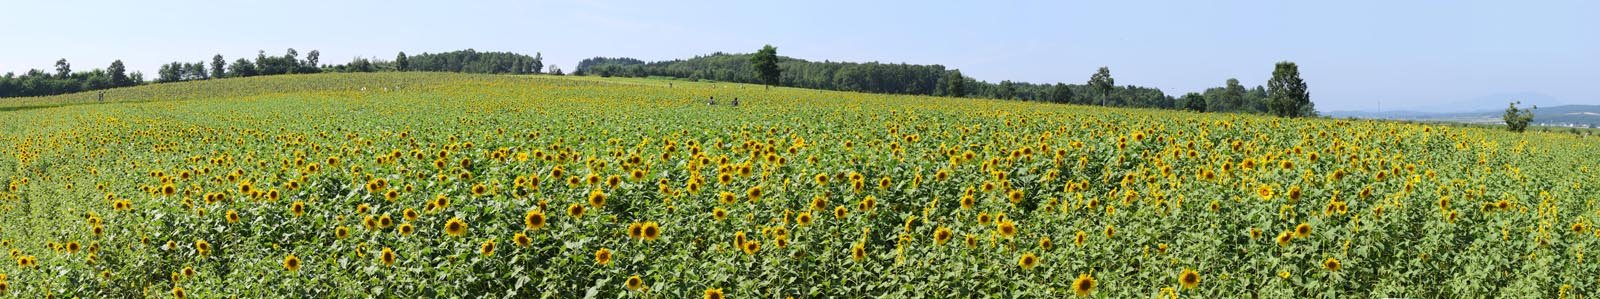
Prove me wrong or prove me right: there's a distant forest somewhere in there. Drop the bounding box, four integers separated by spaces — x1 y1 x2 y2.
0 49 549 98
2 47 1312 117
575 52 1313 115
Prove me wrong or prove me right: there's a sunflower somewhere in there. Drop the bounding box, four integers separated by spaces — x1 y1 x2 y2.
1250 228 1263 240
480 239 496 256
433 195 451 210
1040 236 1054 251
997 220 1017 238
335 226 351 239
625 275 646 291
524 210 546 230
718 192 737 205
1018 253 1039 269
704 288 725 299
588 189 606 208
1179 268 1200 289
628 222 644 239
1007 190 1024 203
225 210 240 224
444 217 468 237
851 243 867 261
194 240 210 256
595 247 613 265
959 195 975 210
859 196 877 211
1276 231 1293 246
1256 185 1274 200
1295 223 1312 238
1104 225 1115 239
568 204 586 219
173 286 187 299
977 212 992 226
834 206 848 219
712 207 728 221
397 223 415 236
283 254 301 272
289 201 306 217
1323 257 1341 272
403 208 419 221
742 241 761 255
642 222 662 241
795 212 812 226
380 247 396 266
934 227 954 245
747 185 764 202
1072 273 1096 296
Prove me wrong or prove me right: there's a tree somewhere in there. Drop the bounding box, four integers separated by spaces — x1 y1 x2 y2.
1048 83 1073 103
1088 67 1114 106
1267 61 1311 117
548 64 563 76
395 52 409 72
750 45 781 86
229 58 258 77
530 52 543 74
943 70 966 98
1503 101 1536 132
55 59 71 79
108 60 129 86
306 50 320 68
1221 78 1245 112
1181 92 1206 112
997 80 1018 100
211 55 227 79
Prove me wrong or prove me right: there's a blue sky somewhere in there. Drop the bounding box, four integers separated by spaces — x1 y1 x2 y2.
3 0 1595 111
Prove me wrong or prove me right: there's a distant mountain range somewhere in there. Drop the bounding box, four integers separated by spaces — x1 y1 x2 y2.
1326 104 1600 128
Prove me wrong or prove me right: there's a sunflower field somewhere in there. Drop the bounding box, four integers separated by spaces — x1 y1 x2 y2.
1 72 1597 298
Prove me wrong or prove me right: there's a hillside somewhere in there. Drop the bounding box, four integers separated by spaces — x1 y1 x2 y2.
1327 104 1600 128
0 73 1597 298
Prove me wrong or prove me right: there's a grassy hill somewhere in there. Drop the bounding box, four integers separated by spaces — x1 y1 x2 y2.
1 73 1597 298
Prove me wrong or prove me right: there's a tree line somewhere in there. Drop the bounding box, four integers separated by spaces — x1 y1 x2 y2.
0 59 141 98
576 46 1314 117
2 48 552 98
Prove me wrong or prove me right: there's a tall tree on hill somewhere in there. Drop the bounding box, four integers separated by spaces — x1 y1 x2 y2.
211 55 227 79
1267 61 1310 117
55 59 71 79
943 70 967 98
1088 67 1114 106
530 52 543 74
751 45 781 86
395 52 409 72
108 60 129 86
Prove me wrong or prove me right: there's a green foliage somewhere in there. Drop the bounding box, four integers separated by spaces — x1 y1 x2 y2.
1048 83 1073 103
1268 61 1311 117
1088 67 1114 105
394 52 409 72
942 70 967 98
1503 101 1536 132
750 45 781 86
1181 92 1206 112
